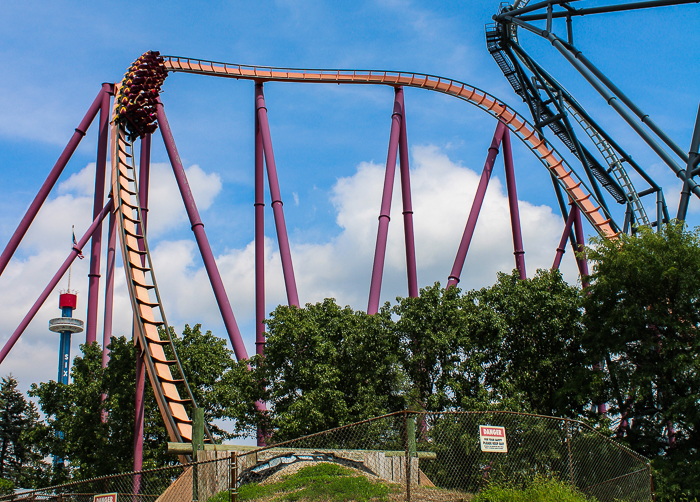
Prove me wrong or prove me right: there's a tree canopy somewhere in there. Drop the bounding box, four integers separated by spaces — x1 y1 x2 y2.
6 222 700 501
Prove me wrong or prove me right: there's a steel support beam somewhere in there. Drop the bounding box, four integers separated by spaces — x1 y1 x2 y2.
85 83 113 345
678 103 700 220
447 121 506 288
255 84 300 308
502 129 527 279
368 89 403 314
552 205 577 270
132 132 152 472
517 0 700 21
0 199 113 366
255 102 266 353
157 101 249 361
0 88 104 278
397 88 419 298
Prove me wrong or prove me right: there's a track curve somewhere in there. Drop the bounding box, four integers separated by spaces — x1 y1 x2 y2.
110 86 210 445
162 56 617 239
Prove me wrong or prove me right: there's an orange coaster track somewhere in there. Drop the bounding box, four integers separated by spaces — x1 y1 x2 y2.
110 89 203 444
110 55 621 447
163 56 618 239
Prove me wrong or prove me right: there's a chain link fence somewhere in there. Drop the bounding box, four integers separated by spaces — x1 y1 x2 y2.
1 411 654 502
0 456 234 502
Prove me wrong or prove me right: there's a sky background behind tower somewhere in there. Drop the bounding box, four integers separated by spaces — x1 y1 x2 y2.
1 0 699 398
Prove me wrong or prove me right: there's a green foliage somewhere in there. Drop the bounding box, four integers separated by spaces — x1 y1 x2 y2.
583 223 700 499
236 463 396 501
0 478 13 495
29 340 170 481
29 324 238 480
465 270 590 417
0 375 49 488
231 299 406 441
472 475 591 502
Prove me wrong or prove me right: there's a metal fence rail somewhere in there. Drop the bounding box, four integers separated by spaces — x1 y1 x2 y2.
1 410 654 502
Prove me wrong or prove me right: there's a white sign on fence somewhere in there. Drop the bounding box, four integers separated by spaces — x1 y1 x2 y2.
479 425 508 452
94 493 117 502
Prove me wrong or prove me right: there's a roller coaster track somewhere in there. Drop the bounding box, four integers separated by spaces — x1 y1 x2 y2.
104 51 620 446
161 56 617 239
110 89 210 445
485 14 651 228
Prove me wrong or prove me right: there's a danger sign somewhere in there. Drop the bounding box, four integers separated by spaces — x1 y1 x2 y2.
479 425 508 452
93 493 117 502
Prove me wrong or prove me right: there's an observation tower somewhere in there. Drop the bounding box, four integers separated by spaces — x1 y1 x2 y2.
48 292 84 385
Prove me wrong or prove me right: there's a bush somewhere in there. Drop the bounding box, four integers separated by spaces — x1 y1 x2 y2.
236 462 397 501
0 478 14 496
472 475 590 502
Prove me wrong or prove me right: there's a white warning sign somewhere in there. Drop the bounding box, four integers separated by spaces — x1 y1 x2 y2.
479 425 508 452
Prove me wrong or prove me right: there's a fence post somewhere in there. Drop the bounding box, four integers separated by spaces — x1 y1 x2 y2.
404 411 411 502
649 463 656 501
193 408 204 501
229 452 238 502
566 418 574 488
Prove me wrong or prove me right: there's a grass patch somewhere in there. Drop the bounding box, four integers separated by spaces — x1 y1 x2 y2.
235 462 398 501
471 475 591 502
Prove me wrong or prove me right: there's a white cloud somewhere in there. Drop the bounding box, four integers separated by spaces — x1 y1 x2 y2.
0 147 581 395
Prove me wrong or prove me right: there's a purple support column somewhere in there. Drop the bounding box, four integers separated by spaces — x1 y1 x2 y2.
156 101 249 361
552 205 577 270
0 88 104 278
132 350 146 488
0 200 113 365
502 129 527 280
254 99 269 446
139 133 152 229
255 108 266 354
255 84 300 308
572 205 590 285
396 88 418 298
86 83 113 345
100 209 116 423
447 122 506 288
367 90 403 315
573 208 605 416
132 133 151 471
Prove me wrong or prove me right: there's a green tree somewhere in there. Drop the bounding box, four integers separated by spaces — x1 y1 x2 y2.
582 223 700 500
466 269 590 418
0 375 49 488
30 324 238 480
392 282 486 412
236 299 406 441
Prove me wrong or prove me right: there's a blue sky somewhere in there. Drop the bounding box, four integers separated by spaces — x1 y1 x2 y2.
1 0 699 397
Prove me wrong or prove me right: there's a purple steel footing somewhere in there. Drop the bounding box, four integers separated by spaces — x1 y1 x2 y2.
255 84 300 308
552 205 577 270
396 88 418 298
502 129 527 280
368 89 403 315
86 84 114 345
0 88 104 278
0 200 113 366
447 122 506 288
156 101 249 361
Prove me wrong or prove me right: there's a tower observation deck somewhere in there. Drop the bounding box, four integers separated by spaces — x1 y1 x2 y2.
48 292 84 385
